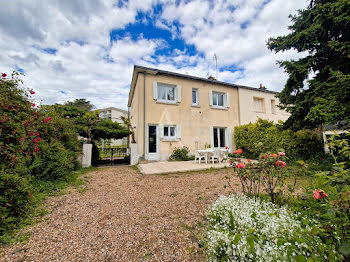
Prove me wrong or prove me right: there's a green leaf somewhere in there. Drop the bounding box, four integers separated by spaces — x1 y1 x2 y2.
233 233 242 245
247 236 255 249
339 242 350 256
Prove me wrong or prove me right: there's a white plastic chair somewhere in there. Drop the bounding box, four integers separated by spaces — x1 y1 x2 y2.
209 149 221 164
195 150 206 164
221 149 229 162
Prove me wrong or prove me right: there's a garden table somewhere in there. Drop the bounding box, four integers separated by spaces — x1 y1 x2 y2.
196 149 229 164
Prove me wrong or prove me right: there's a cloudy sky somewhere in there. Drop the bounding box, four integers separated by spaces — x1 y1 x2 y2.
0 0 307 109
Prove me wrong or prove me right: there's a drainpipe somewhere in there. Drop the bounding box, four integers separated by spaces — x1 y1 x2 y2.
143 72 146 158
237 87 241 126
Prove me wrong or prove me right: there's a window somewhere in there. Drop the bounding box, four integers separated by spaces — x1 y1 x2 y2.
271 99 276 114
213 92 224 107
254 97 264 112
164 125 176 138
157 83 175 102
213 127 226 148
192 88 199 105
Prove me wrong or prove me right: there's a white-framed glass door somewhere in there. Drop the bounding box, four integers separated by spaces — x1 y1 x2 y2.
147 125 159 160
213 127 226 148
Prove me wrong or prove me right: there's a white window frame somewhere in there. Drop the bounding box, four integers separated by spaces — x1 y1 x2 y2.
212 92 225 108
192 88 199 106
253 97 265 113
163 125 176 138
271 99 276 114
157 83 176 103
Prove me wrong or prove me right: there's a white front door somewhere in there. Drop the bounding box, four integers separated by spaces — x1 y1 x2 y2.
147 125 159 160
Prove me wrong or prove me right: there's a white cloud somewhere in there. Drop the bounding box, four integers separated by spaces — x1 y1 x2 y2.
0 0 308 109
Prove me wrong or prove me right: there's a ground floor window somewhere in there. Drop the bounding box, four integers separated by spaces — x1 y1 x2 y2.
213 127 226 148
164 125 176 138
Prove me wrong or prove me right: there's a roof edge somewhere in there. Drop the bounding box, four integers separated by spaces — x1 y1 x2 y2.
128 65 280 107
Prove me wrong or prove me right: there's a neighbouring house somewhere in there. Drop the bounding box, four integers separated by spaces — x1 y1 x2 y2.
128 65 289 162
97 107 128 146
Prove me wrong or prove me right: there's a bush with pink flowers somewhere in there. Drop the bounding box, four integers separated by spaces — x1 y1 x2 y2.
0 72 80 243
227 149 295 204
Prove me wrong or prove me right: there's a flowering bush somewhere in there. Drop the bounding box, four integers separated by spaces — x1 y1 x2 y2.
228 149 295 204
291 133 350 258
169 146 193 161
206 195 341 261
0 72 80 242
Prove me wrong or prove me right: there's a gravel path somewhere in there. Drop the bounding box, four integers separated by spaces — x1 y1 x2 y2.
1 166 239 262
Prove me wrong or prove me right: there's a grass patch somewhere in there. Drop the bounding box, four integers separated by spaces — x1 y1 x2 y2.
0 166 97 246
152 167 228 177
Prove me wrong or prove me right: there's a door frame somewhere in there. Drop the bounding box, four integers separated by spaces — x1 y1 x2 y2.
147 124 159 160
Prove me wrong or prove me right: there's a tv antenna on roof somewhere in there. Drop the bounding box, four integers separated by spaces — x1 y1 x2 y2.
213 53 218 80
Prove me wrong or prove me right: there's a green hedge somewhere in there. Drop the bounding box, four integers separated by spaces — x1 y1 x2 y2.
234 119 324 160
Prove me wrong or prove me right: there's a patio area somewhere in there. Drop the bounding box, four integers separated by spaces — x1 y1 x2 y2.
138 160 230 175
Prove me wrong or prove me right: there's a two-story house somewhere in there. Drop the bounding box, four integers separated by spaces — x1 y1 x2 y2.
128 65 289 162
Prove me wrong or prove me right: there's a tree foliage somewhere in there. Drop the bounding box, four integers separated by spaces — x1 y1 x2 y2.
52 101 131 142
64 98 94 112
267 0 350 130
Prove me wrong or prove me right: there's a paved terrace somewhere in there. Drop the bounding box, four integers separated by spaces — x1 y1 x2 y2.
138 160 231 175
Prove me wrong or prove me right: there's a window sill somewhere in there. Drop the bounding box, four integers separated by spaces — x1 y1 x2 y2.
155 100 179 105
211 106 228 110
161 138 180 142
191 104 200 108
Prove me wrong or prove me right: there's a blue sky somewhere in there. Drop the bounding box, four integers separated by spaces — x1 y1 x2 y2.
0 0 307 109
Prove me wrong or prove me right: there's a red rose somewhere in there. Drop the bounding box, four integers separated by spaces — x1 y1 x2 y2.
1 73 6 77
32 103 36 107
236 162 246 168
30 90 35 94
313 189 328 200
275 160 287 168
247 159 250 162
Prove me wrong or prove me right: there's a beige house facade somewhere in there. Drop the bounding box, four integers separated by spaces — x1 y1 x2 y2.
238 87 290 125
128 65 289 161
97 107 128 146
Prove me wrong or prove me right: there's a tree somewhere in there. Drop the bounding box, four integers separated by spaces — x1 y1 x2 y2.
65 98 94 112
267 0 350 130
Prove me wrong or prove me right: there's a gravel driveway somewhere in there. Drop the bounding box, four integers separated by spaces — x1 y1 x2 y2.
1 166 239 262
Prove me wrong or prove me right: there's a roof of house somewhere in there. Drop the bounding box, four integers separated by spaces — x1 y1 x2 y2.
128 65 279 107
96 107 127 114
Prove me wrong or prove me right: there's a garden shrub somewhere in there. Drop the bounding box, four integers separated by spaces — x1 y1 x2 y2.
290 133 350 259
0 171 32 236
228 150 294 204
0 72 81 243
169 146 193 161
29 139 77 181
234 119 323 160
206 195 341 261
